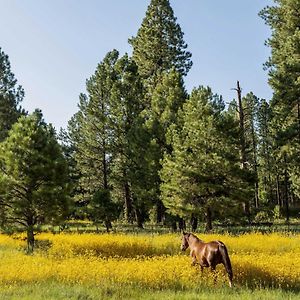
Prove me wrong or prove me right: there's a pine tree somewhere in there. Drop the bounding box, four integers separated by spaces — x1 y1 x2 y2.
108 54 147 224
0 48 25 141
68 50 119 224
228 85 258 222
143 69 187 223
88 189 120 232
257 99 275 205
68 51 151 227
129 0 192 80
127 0 192 225
260 0 300 217
242 92 260 208
160 86 248 230
0 111 70 252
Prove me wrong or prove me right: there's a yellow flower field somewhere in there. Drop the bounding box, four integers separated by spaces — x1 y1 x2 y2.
0 232 299 290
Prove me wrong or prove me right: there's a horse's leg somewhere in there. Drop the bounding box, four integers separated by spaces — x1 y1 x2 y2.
200 258 209 269
190 250 197 266
199 259 207 275
210 265 217 285
222 262 233 288
191 257 197 266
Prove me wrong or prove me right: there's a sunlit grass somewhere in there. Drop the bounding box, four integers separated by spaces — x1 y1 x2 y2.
38 232 300 257
0 232 299 292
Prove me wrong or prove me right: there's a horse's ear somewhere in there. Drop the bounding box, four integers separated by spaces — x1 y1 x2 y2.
182 230 186 235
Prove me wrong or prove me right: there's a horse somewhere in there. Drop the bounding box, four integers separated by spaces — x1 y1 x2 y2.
181 232 233 287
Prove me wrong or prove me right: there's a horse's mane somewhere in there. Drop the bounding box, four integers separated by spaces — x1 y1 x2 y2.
187 232 203 242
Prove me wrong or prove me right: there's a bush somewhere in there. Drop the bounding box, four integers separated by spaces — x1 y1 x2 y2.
254 210 273 223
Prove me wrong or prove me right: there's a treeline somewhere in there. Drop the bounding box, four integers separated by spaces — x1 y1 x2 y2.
0 0 300 249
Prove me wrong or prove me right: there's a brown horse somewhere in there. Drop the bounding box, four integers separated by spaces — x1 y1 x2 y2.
181 232 233 287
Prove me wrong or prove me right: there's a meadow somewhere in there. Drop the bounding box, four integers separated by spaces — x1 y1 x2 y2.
0 232 299 299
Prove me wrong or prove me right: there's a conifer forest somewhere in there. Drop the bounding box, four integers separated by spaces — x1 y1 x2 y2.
1 0 300 238
2 1 300 299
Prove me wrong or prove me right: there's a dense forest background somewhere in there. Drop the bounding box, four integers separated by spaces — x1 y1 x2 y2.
0 0 300 246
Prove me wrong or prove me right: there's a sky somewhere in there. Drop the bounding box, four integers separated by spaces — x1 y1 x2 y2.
0 0 274 130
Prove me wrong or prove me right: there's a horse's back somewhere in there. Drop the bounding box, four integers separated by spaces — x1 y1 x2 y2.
204 241 224 265
205 240 222 250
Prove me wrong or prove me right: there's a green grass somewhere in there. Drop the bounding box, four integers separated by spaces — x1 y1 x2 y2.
1 226 300 299
40 220 300 236
0 282 299 300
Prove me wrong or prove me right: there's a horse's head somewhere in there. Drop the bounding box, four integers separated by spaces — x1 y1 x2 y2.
181 232 190 251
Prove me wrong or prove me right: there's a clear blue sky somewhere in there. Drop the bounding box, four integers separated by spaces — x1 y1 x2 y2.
0 0 273 130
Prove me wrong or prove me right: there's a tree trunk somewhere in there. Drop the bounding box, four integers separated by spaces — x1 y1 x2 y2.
190 214 198 232
276 174 281 206
178 217 186 232
102 101 109 192
235 81 251 221
124 181 133 223
205 207 212 232
156 200 165 224
254 182 259 208
171 221 177 232
252 134 259 208
104 220 112 232
103 150 108 190
26 225 35 254
135 208 144 229
242 202 251 224
268 173 275 204
236 81 247 169
284 155 290 222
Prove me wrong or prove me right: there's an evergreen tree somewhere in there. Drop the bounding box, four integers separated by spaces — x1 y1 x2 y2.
68 50 119 224
129 0 192 80
144 69 187 223
160 87 248 230
68 51 150 227
260 0 300 217
88 189 120 232
242 92 260 208
58 124 79 219
128 0 192 225
257 99 275 205
108 54 147 225
0 111 70 252
227 87 258 222
0 48 25 141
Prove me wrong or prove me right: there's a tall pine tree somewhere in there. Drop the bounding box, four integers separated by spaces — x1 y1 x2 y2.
68 50 119 224
129 0 192 81
257 99 276 205
260 0 300 218
129 0 192 224
143 69 187 223
68 51 151 227
160 87 248 230
0 48 25 141
0 111 70 252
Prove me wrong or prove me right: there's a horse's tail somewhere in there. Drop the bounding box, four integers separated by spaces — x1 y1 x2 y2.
218 242 233 287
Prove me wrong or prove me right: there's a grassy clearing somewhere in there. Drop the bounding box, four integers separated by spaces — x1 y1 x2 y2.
0 232 299 299
0 282 299 300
